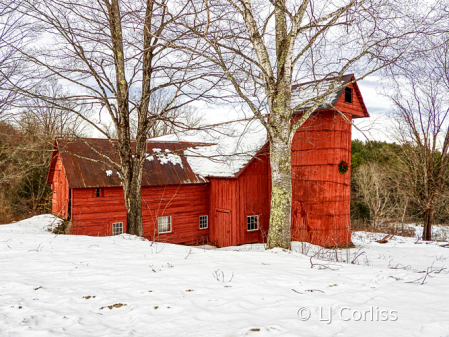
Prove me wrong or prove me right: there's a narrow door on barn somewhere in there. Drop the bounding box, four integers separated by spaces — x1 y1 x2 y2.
52 169 65 217
215 210 232 247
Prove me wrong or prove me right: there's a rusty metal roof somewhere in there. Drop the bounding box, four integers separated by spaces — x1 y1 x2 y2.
49 138 211 189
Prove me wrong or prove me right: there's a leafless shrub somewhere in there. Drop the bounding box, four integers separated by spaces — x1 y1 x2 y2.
352 221 416 238
405 262 448 285
302 243 369 270
212 269 234 283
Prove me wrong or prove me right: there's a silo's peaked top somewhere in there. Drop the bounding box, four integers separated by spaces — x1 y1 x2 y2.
291 74 369 118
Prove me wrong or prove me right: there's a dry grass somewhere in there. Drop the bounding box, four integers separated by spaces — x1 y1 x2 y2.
351 220 416 237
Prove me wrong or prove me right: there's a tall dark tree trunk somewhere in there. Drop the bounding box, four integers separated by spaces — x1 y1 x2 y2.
106 0 144 236
124 174 144 237
423 208 433 241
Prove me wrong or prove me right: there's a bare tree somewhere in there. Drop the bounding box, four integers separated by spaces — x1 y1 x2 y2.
0 80 92 223
181 0 435 248
11 0 214 236
387 34 449 241
353 163 393 229
0 0 30 121
133 90 203 139
16 80 92 141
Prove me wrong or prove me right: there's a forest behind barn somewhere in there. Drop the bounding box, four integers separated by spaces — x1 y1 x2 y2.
351 140 449 233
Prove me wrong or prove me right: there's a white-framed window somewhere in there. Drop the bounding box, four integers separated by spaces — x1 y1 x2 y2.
158 216 172 233
199 215 208 229
112 222 123 235
247 215 259 231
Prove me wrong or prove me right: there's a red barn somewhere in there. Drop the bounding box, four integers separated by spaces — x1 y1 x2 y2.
47 74 368 247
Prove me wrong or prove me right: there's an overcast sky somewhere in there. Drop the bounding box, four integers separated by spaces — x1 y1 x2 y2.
352 76 394 142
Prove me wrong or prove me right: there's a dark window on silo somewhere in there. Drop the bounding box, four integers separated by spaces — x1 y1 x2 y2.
95 187 101 197
345 87 353 103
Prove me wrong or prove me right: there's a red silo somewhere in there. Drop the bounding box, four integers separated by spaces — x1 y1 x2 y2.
290 76 369 246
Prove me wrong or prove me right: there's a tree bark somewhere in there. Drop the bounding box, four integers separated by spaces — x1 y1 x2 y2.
267 137 292 249
106 0 144 236
123 162 144 236
423 208 433 241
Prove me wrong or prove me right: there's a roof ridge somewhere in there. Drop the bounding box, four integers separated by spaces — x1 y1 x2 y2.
291 73 354 89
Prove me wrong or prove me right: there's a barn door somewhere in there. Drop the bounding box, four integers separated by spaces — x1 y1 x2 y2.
52 170 61 214
215 210 231 247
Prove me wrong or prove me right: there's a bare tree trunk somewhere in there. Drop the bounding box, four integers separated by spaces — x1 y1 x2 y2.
265 0 294 249
267 137 292 249
106 0 143 236
423 208 433 241
124 172 144 237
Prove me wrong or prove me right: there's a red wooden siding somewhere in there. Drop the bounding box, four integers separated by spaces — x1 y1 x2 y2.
291 110 352 246
209 149 270 247
335 82 367 118
49 154 70 219
71 184 210 245
141 184 209 244
71 187 127 236
236 150 270 245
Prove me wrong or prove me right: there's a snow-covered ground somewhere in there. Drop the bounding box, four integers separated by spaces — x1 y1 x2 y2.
1 215 449 337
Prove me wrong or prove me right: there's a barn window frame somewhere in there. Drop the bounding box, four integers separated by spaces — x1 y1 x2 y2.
112 222 123 236
95 187 102 197
344 87 353 103
247 215 259 231
158 216 172 234
199 215 208 229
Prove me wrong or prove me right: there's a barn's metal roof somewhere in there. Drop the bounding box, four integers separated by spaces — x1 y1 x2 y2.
50 138 211 188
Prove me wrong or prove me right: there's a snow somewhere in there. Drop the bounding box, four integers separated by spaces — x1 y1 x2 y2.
105 170 113 177
145 149 183 167
1 215 449 336
152 119 268 177
153 149 183 168
291 78 345 112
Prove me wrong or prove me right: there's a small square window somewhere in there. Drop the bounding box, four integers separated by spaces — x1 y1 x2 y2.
344 87 353 103
158 216 171 233
95 188 101 197
112 222 123 236
199 215 208 229
247 215 259 231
